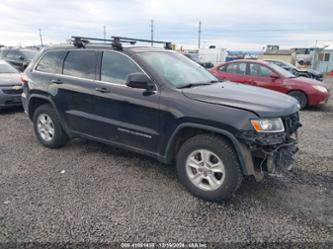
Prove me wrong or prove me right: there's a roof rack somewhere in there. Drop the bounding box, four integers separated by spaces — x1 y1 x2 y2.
71 36 172 50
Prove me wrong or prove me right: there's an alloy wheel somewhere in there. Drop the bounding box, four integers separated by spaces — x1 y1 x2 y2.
185 149 225 191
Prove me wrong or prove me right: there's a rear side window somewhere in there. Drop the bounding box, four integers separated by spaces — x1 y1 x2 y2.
101 51 142 84
35 51 66 73
63 51 97 80
249 63 272 77
225 63 246 75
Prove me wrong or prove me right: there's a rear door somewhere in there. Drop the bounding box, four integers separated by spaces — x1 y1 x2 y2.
222 62 253 85
248 63 284 91
92 50 160 153
51 50 98 136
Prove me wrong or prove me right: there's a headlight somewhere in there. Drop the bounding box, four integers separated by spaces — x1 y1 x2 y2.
312 85 328 93
251 118 284 133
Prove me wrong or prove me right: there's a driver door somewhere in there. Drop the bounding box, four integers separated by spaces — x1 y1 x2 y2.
92 51 160 153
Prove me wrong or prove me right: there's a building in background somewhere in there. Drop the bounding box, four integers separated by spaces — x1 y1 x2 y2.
311 49 333 73
259 45 296 64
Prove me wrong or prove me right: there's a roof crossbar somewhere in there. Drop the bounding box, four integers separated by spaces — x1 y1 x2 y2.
71 36 172 50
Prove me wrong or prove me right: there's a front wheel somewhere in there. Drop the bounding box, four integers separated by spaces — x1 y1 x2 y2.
176 134 243 201
288 91 307 109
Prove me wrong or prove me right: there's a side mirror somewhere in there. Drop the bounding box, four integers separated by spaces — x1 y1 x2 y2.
19 56 25 60
270 73 280 79
126 72 154 91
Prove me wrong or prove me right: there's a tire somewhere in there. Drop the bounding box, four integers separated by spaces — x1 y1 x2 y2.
176 134 243 202
33 104 68 148
288 91 307 109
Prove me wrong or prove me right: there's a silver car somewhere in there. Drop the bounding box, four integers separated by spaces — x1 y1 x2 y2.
0 60 23 110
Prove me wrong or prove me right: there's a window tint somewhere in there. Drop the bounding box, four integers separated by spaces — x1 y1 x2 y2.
63 51 97 80
101 51 142 84
36 51 66 73
225 63 246 75
249 63 272 77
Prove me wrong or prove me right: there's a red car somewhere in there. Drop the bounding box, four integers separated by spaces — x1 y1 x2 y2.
209 60 330 109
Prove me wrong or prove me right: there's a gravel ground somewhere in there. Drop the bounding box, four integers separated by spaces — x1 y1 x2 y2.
0 77 332 246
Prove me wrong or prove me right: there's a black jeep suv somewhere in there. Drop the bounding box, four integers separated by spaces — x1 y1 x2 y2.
22 36 301 201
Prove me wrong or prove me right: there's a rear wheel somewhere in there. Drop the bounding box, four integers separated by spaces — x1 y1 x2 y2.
176 134 243 201
288 91 307 109
33 104 68 148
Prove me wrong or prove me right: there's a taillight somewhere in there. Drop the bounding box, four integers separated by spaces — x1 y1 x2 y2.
21 73 29 85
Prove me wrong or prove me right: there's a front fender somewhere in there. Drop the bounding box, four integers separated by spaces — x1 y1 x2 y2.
164 123 255 176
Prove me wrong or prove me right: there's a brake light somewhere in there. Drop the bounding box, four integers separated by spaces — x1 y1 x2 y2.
21 73 29 85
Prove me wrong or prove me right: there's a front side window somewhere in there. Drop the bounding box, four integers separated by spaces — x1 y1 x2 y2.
101 51 142 84
249 63 272 77
225 63 247 75
63 51 97 80
36 51 66 73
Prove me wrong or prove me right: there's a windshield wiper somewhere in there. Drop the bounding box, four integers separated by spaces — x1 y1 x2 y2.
178 80 220 89
178 83 212 89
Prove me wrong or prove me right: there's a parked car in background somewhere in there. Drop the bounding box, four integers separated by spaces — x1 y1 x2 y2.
0 60 23 109
0 48 37 72
209 60 329 109
184 53 214 69
264 59 324 81
21 36 301 201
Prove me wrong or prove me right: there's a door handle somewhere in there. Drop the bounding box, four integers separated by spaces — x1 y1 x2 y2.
95 87 110 93
51 79 63 84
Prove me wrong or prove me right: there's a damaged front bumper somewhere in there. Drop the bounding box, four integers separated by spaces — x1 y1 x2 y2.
236 113 301 181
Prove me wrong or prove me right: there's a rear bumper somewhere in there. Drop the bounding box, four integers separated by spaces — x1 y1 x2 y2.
0 88 22 109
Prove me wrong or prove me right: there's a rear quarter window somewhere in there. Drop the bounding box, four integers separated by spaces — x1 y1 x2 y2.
35 51 66 74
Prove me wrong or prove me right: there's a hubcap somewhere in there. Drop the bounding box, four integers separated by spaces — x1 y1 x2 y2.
185 149 225 191
37 114 55 142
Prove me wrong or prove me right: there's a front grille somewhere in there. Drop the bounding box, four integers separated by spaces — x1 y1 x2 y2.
283 112 301 135
2 88 23 95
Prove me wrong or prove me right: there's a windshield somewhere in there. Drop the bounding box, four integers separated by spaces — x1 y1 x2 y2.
138 51 218 88
21 50 37 60
268 63 296 78
0 62 18 73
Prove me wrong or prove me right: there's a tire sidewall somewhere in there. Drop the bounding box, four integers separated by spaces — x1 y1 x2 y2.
33 105 64 148
177 136 242 201
289 91 307 109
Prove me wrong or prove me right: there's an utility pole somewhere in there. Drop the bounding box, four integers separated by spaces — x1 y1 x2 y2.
198 21 201 49
150 20 154 46
38 28 43 47
103 25 106 42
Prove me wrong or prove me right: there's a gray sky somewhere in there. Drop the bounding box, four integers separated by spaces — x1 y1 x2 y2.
1 0 332 50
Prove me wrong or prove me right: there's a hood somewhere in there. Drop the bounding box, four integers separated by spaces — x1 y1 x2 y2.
285 76 328 87
182 82 299 117
0 73 22 86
